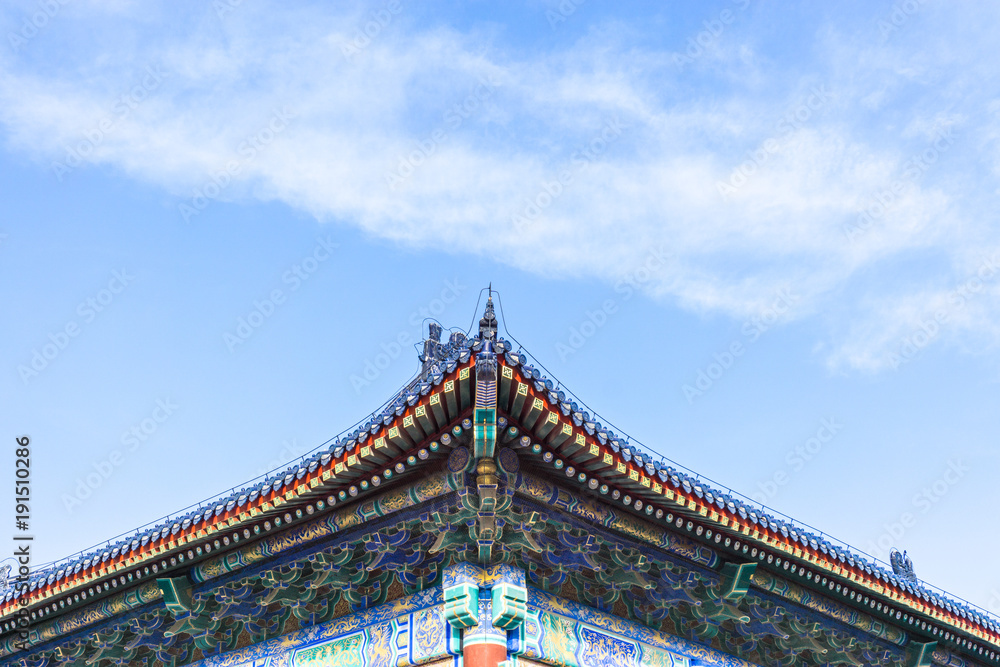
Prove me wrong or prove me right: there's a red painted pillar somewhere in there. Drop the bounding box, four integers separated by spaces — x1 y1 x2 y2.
462 640 507 667
443 563 525 667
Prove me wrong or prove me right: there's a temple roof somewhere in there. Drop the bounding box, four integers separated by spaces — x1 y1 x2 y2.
4 295 999 664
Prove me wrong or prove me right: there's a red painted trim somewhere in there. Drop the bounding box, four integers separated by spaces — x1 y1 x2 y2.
463 641 507 667
1 358 479 618
499 359 1000 647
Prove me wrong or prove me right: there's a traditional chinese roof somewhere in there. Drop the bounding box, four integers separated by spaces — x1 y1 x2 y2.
4 295 999 667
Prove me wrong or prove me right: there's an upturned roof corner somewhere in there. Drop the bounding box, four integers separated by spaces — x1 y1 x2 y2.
3 294 999 667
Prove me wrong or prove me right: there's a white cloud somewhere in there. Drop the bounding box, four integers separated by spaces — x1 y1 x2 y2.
3 1 1000 370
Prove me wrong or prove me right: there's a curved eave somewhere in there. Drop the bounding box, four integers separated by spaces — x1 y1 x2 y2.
494 355 1000 662
7 332 998 665
0 355 480 629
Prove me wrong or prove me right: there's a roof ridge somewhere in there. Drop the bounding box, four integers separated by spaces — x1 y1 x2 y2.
499 343 1000 634
5 326 482 605
10 300 999 643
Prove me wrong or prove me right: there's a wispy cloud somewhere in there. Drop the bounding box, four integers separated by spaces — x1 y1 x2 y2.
3 0 1000 371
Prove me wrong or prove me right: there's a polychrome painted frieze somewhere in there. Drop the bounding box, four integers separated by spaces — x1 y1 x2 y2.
519 587 756 667
187 587 456 667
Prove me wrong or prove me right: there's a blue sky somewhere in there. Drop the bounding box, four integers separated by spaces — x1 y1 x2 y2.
2 0 999 615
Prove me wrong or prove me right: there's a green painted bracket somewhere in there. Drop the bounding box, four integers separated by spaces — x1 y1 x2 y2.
906 640 937 667
478 540 493 564
719 562 757 601
473 408 497 458
491 581 527 630
156 576 193 615
443 582 479 629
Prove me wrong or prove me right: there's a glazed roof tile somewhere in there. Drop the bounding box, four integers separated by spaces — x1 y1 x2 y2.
5 315 999 658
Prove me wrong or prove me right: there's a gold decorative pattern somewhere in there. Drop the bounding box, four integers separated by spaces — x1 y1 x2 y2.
751 570 907 646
